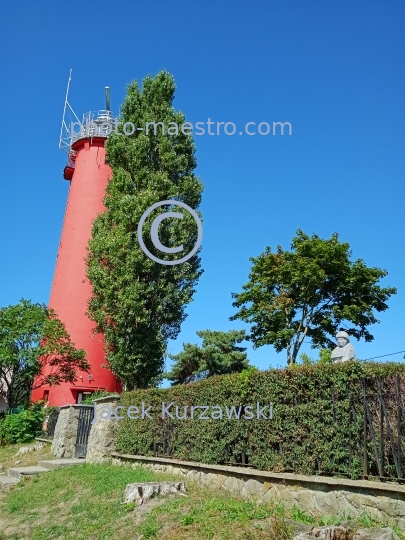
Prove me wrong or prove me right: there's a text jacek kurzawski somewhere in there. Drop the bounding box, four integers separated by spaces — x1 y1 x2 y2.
91 402 273 424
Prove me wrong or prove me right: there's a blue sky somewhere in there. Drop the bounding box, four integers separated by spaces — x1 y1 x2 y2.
0 0 404 373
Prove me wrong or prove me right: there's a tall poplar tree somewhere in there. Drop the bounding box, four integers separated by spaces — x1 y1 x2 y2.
86 71 203 389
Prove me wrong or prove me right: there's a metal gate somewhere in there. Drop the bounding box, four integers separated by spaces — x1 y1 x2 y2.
45 408 60 439
75 406 94 458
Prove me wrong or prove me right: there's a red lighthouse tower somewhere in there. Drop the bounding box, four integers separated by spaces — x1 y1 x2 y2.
31 75 122 406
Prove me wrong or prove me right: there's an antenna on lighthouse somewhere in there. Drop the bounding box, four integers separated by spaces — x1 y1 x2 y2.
59 69 81 154
105 87 110 111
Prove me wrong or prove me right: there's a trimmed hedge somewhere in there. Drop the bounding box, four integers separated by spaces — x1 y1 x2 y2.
116 361 405 479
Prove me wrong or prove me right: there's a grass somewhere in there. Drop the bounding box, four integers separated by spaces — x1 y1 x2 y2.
0 463 163 540
136 491 293 540
0 440 54 472
0 454 403 540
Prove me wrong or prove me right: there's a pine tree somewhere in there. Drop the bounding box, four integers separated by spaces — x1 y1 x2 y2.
166 330 250 385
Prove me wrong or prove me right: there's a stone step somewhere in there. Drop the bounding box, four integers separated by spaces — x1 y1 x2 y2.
35 437 52 444
7 466 50 481
38 458 85 470
0 475 19 489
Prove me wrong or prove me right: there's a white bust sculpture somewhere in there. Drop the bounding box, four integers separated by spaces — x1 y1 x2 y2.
331 331 356 363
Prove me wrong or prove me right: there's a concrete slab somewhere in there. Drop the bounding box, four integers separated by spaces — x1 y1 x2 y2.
8 466 50 480
0 475 19 489
38 459 85 470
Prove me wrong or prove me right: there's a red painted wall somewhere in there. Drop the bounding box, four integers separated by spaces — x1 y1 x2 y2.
31 137 122 405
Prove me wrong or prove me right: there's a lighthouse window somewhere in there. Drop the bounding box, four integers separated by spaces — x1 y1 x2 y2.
77 391 92 404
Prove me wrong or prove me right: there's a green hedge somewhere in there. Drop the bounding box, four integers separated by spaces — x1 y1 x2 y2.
116 361 405 479
0 405 44 444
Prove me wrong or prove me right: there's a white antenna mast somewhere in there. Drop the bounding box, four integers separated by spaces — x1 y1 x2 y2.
59 69 81 153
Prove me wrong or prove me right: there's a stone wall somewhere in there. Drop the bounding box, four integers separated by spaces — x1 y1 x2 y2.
86 395 121 464
111 453 405 530
51 405 92 458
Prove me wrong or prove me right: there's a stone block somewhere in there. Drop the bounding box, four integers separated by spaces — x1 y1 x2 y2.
262 484 281 504
51 406 83 459
201 472 216 486
86 397 120 464
297 489 338 516
124 481 186 505
353 528 400 540
222 476 247 498
263 481 273 494
278 486 298 509
214 474 227 489
244 478 263 498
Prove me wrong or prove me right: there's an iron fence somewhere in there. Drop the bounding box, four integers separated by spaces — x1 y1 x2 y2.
150 375 405 482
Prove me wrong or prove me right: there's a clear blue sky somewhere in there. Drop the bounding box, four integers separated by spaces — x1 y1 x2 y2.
0 0 404 373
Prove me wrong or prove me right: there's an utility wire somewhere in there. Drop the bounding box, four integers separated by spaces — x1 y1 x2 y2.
302 345 405 362
361 350 405 362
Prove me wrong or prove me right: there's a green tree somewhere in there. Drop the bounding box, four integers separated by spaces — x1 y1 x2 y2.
166 329 250 385
230 230 396 365
86 71 203 390
299 348 332 365
0 299 89 410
